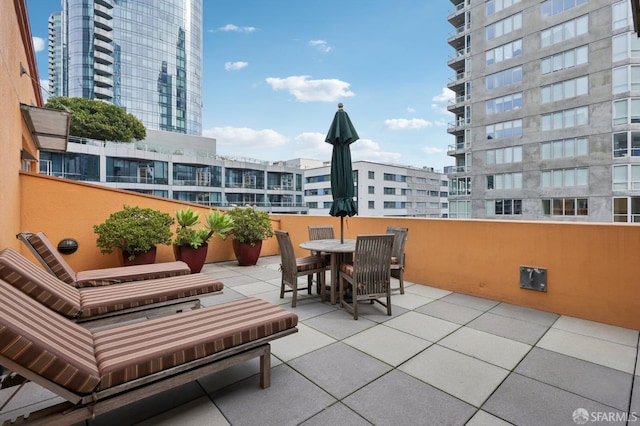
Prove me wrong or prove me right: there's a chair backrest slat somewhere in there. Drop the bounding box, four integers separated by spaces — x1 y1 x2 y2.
352 234 394 295
308 225 335 241
386 226 408 264
275 230 298 286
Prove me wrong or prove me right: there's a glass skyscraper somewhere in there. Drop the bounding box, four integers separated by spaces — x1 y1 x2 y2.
49 0 202 135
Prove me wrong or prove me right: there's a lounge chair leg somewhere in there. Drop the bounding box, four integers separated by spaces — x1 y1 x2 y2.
259 344 271 389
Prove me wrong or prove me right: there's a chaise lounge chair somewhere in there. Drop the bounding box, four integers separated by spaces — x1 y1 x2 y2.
17 231 191 287
0 278 298 425
0 248 223 327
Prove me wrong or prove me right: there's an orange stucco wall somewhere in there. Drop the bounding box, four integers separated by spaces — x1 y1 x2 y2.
18 176 638 329
0 1 42 250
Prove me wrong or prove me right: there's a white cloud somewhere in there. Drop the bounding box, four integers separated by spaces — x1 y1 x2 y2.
431 87 455 115
202 127 288 148
40 79 49 102
32 37 45 52
265 75 355 102
384 118 432 130
217 24 257 33
224 61 248 71
406 107 416 113
422 146 446 155
308 40 333 53
293 132 333 159
351 139 402 163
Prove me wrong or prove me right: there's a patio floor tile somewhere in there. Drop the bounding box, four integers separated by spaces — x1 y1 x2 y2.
299 402 371 426
388 292 433 310
343 370 476 426
489 302 559 326
303 309 377 340
440 292 500 311
211 364 336 426
552 315 639 347
136 396 229 426
515 348 633 411
288 342 392 399
384 310 460 342
465 410 513 426
537 328 637 374
438 326 532 369
483 373 629 426
468 312 551 345
415 299 485 324
270 323 336 362
398 344 509 407
403 283 452 299
343 324 431 367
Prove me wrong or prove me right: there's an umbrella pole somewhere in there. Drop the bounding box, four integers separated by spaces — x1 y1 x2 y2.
340 217 344 244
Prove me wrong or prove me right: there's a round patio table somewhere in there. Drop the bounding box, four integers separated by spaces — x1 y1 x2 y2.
299 239 356 305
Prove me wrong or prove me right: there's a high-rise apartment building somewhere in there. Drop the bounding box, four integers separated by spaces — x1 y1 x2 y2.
446 0 639 222
48 0 202 135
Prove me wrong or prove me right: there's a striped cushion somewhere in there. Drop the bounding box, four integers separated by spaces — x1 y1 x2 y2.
0 279 100 394
79 274 223 318
26 232 77 285
93 297 298 389
75 261 191 288
340 263 354 277
296 255 324 272
0 248 82 318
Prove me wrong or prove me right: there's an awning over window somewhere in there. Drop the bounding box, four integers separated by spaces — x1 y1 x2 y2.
20 104 70 152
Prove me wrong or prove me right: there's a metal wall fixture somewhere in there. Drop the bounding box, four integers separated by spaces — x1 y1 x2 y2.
57 238 79 255
519 266 547 292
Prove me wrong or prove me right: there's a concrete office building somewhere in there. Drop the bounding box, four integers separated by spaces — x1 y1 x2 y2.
446 0 639 222
302 160 449 218
48 0 202 135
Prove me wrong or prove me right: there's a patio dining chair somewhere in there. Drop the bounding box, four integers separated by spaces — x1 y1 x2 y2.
386 226 408 294
308 225 335 284
338 234 394 320
275 230 326 307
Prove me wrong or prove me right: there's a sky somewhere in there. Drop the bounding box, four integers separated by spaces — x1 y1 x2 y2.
26 0 456 171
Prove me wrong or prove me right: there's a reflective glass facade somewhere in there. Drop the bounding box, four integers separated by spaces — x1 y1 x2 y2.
53 0 202 135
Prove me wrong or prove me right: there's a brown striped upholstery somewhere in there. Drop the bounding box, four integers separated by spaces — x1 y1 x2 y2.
0 278 297 397
93 297 298 389
79 274 223 318
21 231 191 287
0 279 100 393
0 248 82 318
0 248 223 320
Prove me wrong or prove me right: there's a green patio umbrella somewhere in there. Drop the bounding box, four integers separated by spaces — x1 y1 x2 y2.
325 103 359 243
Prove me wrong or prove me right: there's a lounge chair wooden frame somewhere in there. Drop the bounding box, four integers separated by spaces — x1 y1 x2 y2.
1 331 294 425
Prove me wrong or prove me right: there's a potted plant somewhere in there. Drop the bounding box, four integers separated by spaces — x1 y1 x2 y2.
173 207 233 273
226 205 274 266
93 205 174 265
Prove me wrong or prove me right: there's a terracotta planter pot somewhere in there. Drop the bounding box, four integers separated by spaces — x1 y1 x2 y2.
122 247 157 266
174 244 208 273
232 240 262 266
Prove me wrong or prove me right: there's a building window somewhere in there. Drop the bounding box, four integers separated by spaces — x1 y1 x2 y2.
384 201 408 209
541 0 587 18
613 65 640 94
542 198 589 216
613 33 640 62
368 186 375 194
541 45 588 75
486 39 522 65
383 173 407 182
613 99 640 125
541 138 589 159
415 177 426 184
384 187 396 195
486 146 523 164
308 202 318 209
541 76 588 103
323 201 333 209
541 168 589 187
541 15 588 48
613 165 640 190
449 200 471 218
368 201 375 209
613 197 640 222
486 66 522 90
486 12 522 40
368 171 375 179
450 177 471 196
612 1 631 30
486 199 522 215
486 0 522 17
486 93 522 115
613 131 640 157
486 172 523 190
416 189 427 196
416 202 427 208
401 189 411 195
541 106 588 130
486 119 523 139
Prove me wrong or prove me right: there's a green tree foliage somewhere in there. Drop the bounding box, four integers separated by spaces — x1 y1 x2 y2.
45 96 146 142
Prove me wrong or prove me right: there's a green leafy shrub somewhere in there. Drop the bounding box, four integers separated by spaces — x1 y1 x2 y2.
226 206 274 246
